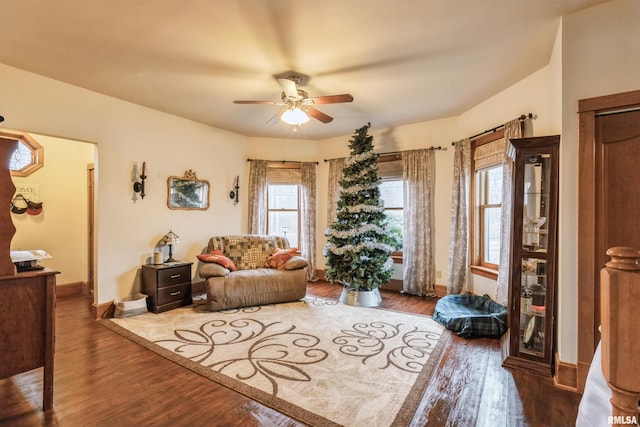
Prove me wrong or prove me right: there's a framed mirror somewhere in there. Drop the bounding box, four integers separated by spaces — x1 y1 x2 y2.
167 170 209 210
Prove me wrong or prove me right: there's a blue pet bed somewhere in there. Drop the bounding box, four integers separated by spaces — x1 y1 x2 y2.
433 294 507 338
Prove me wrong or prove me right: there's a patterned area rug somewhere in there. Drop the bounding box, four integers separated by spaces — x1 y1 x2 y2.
101 296 448 426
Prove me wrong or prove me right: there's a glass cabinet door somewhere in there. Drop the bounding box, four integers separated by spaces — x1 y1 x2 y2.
522 154 551 253
519 257 546 356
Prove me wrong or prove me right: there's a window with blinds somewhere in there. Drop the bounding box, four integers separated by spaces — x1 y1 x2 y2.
378 156 404 255
266 164 301 247
471 129 505 277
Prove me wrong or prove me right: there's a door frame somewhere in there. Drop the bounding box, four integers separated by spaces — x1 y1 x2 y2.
577 88 640 391
87 163 95 297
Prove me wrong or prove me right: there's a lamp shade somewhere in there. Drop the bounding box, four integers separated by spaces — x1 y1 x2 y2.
161 230 180 262
161 230 179 246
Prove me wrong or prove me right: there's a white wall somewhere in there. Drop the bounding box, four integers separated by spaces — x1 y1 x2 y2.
557 0 640 364
11 133 95 285
0 63 250 304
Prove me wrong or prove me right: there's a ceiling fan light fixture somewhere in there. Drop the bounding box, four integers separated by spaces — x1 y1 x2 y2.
281 107 309 125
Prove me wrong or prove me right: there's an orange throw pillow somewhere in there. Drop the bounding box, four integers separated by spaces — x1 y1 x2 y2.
197 249 237 271
264 247 297 270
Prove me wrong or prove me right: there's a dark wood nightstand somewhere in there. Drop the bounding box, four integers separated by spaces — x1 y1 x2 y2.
142 262 192 313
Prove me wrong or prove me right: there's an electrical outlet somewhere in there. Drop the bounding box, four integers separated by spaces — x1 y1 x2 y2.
436 270 442 278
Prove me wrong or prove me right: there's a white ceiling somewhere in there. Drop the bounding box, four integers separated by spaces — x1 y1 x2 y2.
0 0 609 140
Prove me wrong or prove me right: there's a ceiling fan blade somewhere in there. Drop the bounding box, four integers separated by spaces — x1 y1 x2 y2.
305 107 333 123
267 107 288 125
278 78 299 99
233 100 281 104
309 94 354 104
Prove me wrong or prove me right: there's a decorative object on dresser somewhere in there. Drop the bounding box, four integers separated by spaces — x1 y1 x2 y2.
132 161 147 199
502 135 560 377
10 249 52 272
161 229 179 263
167 169 209 210
142 262 192 313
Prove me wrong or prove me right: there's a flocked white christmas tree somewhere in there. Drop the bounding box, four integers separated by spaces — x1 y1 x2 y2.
324 123 398 291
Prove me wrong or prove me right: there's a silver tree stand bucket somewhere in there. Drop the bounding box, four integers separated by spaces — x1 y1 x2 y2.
339 287 382 307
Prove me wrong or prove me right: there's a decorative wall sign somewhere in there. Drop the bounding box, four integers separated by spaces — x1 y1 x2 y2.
15 184 40 199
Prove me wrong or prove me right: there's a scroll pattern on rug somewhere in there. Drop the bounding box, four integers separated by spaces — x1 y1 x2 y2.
333 322 442 373
106 295 446 427
156 316 329 395
156 297 440 397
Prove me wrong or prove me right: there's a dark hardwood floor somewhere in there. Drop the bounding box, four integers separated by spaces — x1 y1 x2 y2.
0 281 582 426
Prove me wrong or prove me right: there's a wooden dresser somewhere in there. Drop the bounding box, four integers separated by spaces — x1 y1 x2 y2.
0 268 59 411
142 262 192 313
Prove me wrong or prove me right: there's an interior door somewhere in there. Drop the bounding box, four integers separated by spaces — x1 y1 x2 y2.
596 110 640 255
593 109 640 352
578 89 640 391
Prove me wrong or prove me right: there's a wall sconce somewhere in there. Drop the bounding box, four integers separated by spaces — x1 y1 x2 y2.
229 175 239 206
133 161 147 199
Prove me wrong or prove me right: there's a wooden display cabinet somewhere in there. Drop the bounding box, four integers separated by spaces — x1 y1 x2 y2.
502 135 560 377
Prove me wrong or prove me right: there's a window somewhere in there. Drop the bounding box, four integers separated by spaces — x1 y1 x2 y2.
377 155 404 262
471 129 505 279
267 184 301 248
0 130 44 177
477 165 502 267
379 180 404 251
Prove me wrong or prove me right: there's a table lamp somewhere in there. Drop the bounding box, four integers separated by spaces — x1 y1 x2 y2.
161 230 180 263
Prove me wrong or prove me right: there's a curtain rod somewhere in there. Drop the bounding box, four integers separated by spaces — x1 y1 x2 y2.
246 158 319 165
322 145 446 163
451 113 533 146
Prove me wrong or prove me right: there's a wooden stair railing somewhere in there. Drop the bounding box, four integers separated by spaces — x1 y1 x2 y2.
601 246 640 423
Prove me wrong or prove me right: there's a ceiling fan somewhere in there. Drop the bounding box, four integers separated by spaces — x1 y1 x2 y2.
233 72 353 125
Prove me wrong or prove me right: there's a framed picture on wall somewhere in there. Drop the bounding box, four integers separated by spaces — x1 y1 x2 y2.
167 169 209 210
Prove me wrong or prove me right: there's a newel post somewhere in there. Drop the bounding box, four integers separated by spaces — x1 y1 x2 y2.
601 246 640 422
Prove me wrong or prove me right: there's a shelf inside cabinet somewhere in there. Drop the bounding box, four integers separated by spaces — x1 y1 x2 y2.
521 308 546 317
519 344 544 357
